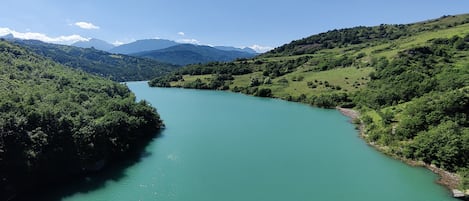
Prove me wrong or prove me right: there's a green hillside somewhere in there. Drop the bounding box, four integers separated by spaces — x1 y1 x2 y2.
0 40 164 199
149 14 469 189
12 39 179 82
133 44 256 66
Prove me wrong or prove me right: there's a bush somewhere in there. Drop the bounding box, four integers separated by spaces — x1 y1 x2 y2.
256 88 272 97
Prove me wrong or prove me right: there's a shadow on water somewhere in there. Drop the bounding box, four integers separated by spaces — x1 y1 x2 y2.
13 131 164 201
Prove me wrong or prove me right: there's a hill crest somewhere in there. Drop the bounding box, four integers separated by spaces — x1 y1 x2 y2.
133 44 256 65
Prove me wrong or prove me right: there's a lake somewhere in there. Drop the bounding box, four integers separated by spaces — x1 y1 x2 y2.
61 81 456 201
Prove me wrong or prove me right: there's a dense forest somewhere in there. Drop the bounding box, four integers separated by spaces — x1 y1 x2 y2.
148 14 469 190
11 39 179 82
0 40 164 200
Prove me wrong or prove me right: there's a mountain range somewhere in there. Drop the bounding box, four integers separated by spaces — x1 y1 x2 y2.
108 39 178 54
71 38 115 51
132 44 257 66
1 34 259 70
71 38 257 55
68 38 258 65
213 46 258 54
7 39 178 82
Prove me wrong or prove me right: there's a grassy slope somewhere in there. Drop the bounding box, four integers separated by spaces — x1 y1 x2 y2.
168 15 469 102
168 57 375 100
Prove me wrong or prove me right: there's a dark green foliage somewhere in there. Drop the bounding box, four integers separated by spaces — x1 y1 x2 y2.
178 61 254 76
249 77 261 87
307 54 354 71
357 38 469 177
379 110 394 125
309 92 353 108
12 39 178 82
263 56 311 77
0 41 163 198
183 78 209 89
263 77 272 84
148 74 183 87
307 81 317 89
354 38 469 109
256 88 272 97
395 90 469 140
159 74 235 90
149 61 254 87
409 120 468 172
460 169 469 190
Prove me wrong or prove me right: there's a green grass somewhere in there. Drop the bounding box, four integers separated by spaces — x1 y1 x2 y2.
262 54 315 62
363 110 382 124
229 67 372 99
231 72 263 88
359 23 469 59
270 67 373 98
453 51 469 70
170 74 213 87
171 66 374 100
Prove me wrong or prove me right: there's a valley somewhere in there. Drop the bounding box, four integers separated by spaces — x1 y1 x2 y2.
1 5 468 200
150 14 469 195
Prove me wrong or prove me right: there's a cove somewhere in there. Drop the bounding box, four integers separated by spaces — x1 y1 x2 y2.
61 81 456 201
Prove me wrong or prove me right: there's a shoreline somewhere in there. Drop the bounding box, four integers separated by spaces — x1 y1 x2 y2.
153 84 469 198
336 107 468 199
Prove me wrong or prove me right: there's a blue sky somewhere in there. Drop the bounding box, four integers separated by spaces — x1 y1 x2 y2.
1 0 468 52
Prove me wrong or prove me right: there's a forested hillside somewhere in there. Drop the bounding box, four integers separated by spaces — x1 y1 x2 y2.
11 39 179 82
0 40 164 199
148 14 469 190
133 44 256 66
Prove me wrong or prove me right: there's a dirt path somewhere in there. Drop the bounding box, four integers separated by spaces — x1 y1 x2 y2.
336 107 359 120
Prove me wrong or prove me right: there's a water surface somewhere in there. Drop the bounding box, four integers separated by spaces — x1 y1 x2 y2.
63 81 455 201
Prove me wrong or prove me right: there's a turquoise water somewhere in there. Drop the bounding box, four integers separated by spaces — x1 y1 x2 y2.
62 81 456 201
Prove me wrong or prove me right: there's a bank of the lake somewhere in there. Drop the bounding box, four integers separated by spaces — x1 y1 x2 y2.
337 107 467 199
57 81 458 201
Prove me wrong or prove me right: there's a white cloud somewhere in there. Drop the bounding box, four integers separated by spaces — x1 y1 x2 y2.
177 32 185 36
249 44 274 53
0 27 89 44
74 21 100 30
112 40 125 46
177 38 201 45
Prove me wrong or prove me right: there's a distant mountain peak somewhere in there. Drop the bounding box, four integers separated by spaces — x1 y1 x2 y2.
214 46 258 54
13 39 178 82
0 34 15 40
109 39 179 54
132 44 257 66
71 38 115 51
